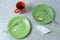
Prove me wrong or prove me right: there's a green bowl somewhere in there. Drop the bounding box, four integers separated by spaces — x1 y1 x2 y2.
32 4 54 24
8 16 31 38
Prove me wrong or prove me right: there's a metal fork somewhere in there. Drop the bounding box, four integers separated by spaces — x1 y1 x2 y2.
43 9 59 25
7 21 22 32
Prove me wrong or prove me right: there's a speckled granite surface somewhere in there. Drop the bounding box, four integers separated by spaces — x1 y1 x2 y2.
0 0 60 40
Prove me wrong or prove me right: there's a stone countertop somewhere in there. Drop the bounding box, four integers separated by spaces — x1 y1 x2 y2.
0 0 60 40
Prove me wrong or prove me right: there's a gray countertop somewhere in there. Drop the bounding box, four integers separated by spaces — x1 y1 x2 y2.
0 0 60 40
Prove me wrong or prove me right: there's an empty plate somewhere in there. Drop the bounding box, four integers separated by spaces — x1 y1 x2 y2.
8 16 31 38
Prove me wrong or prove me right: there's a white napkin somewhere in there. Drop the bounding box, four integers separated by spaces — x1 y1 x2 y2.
36 25 51 35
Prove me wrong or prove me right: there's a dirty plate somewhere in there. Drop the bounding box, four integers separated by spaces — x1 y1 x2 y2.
32 4 54 24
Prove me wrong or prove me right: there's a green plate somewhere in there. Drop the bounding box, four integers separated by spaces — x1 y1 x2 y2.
32 4 54 24
8 16 31 38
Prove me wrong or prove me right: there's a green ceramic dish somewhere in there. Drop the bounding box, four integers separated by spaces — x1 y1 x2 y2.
8 16 31 38
32 4 54 24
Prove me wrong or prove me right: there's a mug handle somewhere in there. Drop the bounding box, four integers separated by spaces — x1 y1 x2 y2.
14 8 20 13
